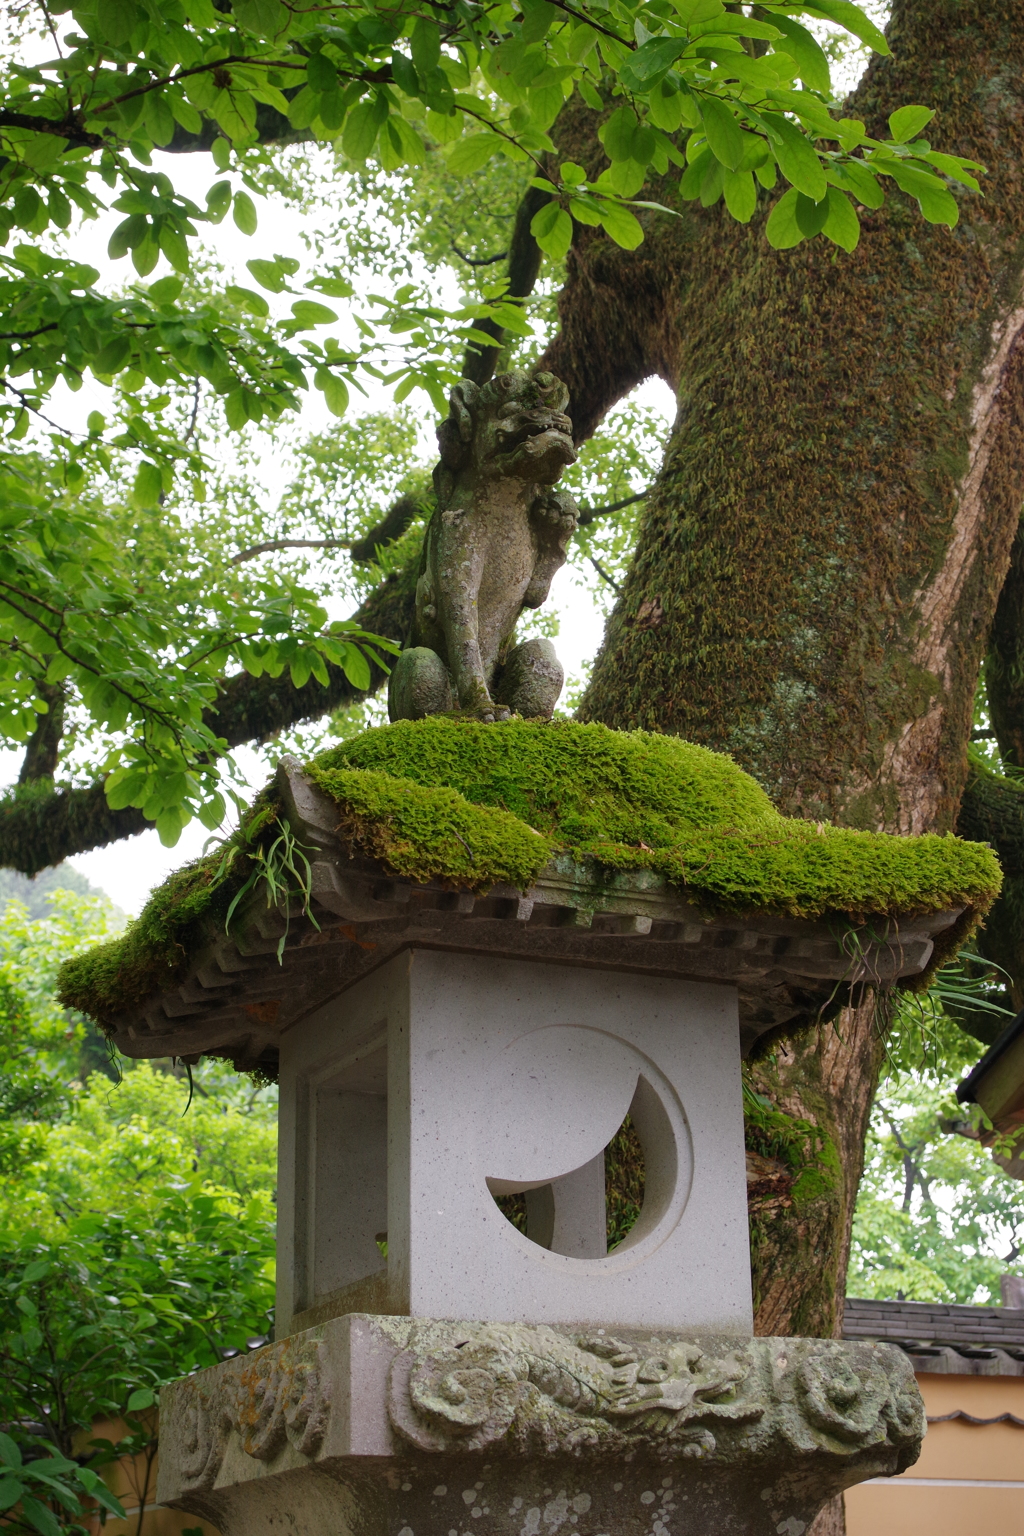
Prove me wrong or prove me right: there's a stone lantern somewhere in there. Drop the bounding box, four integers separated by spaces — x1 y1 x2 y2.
63 723 1002 1536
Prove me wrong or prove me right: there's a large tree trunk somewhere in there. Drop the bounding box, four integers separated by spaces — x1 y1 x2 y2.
538 0 1024 1373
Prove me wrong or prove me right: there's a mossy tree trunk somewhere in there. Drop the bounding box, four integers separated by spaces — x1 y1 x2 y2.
536 0 1024 1405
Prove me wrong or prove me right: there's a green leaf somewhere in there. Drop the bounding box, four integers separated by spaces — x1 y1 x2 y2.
225 284 270 316
596 201 644 250
648 78 685 134
530 202 572 260
14 187 42 230
803 0 889 55
679 142 712 200
97 0 137 45
921 151 982 192
600 106 639 164
340 643 371 691
132 236 160 277
618 37 687 92
886 163 959 226
821 187 860 251
391 51 418 97
410 18 441 79
888 105 935 143
108 213 145 260
94 335 132 374
674 0 725 23
519 0 557 43
828 158 884 208
234 0 285 33
382 111 423 166
764 186 805 249
795 191 828 237
233 191 258 235
721 167 756 222
290 299 338 327
225 389 248 429
762 111 827 200
133 462 163 508
314 89 342 133
149 275 184 303
155 807 184 847
145 92 176 147
247 258 287 292
447 134 500 174
306 51 338 93
0 1433 22 1469
578 75 603 111
127 1387 157 1411
198 792 226 831
605 159 646 198
0 1479 24 1514
342 94 388 162
314 367 349 417
170 94 203 135
158 224 190 273
19 1494 62 1536
770 16 831 94
700 95 745 172
699 156 724 207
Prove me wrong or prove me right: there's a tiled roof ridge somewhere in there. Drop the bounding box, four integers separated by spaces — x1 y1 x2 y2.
843 1295 1024 1376
845 1295 1024 1324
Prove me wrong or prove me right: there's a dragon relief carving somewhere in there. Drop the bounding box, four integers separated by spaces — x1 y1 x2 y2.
163 1321 923 1507
388 369 579 724
386 1324 925 1470
173 1337 330 1491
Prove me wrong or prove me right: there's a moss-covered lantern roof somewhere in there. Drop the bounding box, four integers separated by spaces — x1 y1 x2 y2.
59 719 1001 1078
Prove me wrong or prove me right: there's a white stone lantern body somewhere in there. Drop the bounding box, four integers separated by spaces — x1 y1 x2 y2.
276 947 752 1337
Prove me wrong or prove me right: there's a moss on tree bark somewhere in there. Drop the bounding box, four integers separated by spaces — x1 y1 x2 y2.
536 0 1024 1411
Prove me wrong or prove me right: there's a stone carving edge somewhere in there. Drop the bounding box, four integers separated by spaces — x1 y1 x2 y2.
168 1320 923 1494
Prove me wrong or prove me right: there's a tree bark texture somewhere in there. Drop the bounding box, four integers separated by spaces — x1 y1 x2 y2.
568 0 1024 839
535 0 1024 1417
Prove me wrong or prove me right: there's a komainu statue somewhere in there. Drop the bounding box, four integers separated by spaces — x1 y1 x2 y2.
388 370 579 723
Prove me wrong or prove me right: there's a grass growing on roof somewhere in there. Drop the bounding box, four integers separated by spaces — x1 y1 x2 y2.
58 717 1001 1027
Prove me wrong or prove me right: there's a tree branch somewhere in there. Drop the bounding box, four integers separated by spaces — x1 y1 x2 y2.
577 489 647 527
462 182 551 386
230 537 349 566
956 758 1024 876
451 242 508 268
587 553 622 593
0 553 418 875
0 108 101 148
18 681 67 784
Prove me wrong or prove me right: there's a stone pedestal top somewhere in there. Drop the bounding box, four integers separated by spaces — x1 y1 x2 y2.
156 1313 924 1536
111 763 964 1075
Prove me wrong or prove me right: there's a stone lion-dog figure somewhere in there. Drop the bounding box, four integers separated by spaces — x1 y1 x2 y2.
388 369 579 723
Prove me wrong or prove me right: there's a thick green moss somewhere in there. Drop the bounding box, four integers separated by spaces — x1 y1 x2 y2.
56 797 274 1025
311 716 1001 920
59 717 1001 1027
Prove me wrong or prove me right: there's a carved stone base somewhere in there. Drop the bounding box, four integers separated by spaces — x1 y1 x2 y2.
157 1315 924 1536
